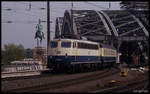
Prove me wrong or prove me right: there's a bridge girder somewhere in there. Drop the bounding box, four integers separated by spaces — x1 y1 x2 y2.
57 10 149 42
55 17 63 38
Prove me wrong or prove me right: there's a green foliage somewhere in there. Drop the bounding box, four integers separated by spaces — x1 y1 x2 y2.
2 43 26 65
25 48 33 58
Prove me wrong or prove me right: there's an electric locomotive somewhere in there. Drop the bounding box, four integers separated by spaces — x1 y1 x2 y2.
47 38 117 72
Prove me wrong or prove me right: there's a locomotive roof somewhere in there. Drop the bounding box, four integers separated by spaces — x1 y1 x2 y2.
52 38 98 44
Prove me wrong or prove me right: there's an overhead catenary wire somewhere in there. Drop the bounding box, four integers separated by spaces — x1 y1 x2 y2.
19 2 46 10
3 2 111 24
1 19 53 24
2 7 46 18
2 6 48 24
2 6 47 19
2 10 45 24
2 2 63 19
2 7 46 14
2 2 44 22
2 19 54 24
2 20 40 24
2 2 46 12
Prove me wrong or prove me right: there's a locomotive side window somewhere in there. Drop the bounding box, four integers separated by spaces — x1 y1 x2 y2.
61 42 71 48
78 42 98 50
50 41 58 48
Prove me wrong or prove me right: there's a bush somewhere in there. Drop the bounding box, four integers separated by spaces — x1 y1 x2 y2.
2 43 26 65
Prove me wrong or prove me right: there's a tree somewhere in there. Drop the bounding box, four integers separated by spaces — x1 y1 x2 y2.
25 48 33 58
2 43 26 65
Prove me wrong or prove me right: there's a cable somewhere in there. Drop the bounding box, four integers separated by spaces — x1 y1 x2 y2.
2 10 45 24
2 20 13 23
2 2 59 24
7 9 41 18
2 4 46 16
1 18 53 24
2 6 46 11
19 2 46 10
2 7 46 18
3 2 46 11
2 7 14 11
1 19 48 24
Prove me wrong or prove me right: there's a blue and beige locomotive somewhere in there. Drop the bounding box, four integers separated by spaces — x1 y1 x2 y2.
47 38 117 72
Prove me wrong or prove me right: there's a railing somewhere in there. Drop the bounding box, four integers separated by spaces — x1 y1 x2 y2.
1 63 44 73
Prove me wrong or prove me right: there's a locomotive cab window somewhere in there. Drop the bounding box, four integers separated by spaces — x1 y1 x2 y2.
50 41 58 48
61 41 71 48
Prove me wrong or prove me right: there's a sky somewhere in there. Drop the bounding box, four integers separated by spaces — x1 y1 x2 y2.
2 1 121 49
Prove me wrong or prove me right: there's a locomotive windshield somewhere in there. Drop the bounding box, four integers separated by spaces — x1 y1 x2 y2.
61 41 71 48
50 41 58 48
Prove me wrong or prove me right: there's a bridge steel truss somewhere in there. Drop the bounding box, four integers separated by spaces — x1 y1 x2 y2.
55 10 149 63
55 17 63 38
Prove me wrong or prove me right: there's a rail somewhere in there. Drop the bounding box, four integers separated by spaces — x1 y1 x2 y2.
90 78 148 93
3 67 120 92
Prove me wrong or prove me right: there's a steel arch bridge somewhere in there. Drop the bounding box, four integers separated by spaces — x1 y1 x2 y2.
55 10 149 64
56 10 148 40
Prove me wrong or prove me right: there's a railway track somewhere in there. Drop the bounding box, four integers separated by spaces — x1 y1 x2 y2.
4 67 120 92
117 80 148 92
90 78 148 93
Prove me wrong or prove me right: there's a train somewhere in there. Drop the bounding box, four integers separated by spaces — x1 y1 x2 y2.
47 38 117 73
